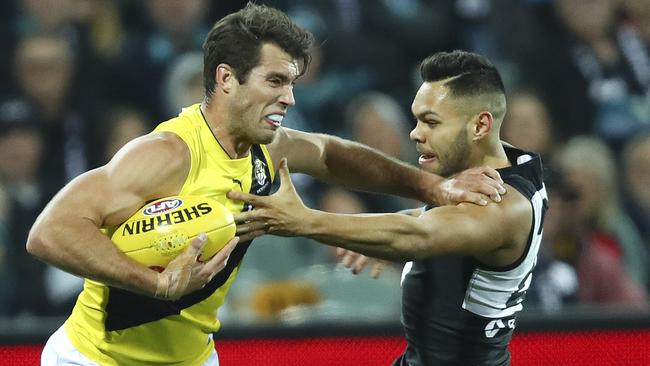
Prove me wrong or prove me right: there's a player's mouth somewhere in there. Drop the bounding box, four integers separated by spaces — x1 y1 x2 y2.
264 113 284 128
418 154 438 165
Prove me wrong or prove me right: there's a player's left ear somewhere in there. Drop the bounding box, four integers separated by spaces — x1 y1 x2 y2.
216 64 236 94
472 111 493 141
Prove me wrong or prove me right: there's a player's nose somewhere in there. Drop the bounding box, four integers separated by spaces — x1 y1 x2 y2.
278 86 295 107
410 125 424 142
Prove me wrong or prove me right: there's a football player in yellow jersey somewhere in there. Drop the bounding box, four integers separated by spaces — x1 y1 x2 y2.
27 3 505 366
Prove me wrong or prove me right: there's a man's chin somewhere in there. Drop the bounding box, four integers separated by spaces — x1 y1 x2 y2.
419 161 443 176
257 130 278 145
422 165 456 178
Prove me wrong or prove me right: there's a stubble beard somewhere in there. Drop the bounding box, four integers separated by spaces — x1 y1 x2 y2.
228 101 276 145
437 126 472 178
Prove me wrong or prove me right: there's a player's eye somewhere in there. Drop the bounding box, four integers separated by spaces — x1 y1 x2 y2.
268 78 282 86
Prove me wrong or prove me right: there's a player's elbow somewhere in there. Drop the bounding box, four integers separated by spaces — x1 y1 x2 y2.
26 227 47 258
26 220 56 261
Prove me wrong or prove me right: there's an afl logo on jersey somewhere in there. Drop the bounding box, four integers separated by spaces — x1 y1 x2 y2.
143 198 184 216
254 158 267 186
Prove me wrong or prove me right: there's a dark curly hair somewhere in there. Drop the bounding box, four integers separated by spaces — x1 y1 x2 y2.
203 2 314 99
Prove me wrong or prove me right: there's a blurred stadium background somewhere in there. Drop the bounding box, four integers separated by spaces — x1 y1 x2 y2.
0 0 649 364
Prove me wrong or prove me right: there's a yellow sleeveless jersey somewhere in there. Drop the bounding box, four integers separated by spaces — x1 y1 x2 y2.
64 104 275 365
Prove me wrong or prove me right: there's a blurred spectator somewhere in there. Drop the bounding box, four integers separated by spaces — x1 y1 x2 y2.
12 34 104 200
0 98 48 315
162 52 204 119
502 90 556 160
530 0 650 146
344 92 419 213
9 0 112 93
80 0 124 59
557 136 648 306
315 187 402 322
287 41 376 135
231 185 403 325
360 0 456 93
346 92 414 160
13 0 75 34
623 0 650 45
317 186 371 262
111 0 209 121
0 1 18 88
282 1 416 133
453 0 548 89
0 184 11 315
622 130 650 255
319 187 368 215
251 280 322 323
102 106 149 163
222 233 330 324
0 97 83 316
620 0 650 125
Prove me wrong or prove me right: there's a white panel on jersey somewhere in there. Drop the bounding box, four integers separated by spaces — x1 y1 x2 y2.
401 261 413 286
462 186 547 318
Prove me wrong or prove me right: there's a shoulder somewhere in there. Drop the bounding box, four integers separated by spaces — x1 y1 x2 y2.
111 132 188 164
104 132 190 195
447 189 531 239
418 184 532 259
154 107 203 142
498 184 534 235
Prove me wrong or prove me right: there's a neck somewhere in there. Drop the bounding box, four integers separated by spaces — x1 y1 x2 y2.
470 139 510 171
200 100 251 159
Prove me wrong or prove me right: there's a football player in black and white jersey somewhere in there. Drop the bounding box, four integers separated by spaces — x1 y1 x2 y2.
232 50 548 366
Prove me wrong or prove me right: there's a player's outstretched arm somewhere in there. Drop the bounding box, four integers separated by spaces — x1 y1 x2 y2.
333 207 422 277
231 160 531 263
26 132 232 298
266 128 505 206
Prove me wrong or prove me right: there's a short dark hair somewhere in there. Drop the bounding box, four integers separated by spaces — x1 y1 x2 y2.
419 50 505 97
203 2 314 98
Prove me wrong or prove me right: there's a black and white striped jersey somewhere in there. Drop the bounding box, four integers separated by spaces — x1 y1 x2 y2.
396 145 548 366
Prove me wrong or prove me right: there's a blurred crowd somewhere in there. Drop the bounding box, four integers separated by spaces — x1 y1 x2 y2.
0 0 649 325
